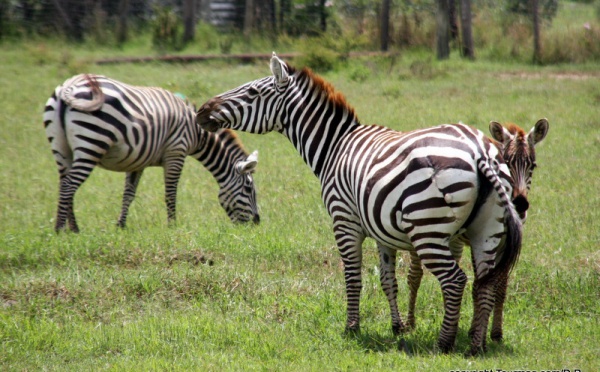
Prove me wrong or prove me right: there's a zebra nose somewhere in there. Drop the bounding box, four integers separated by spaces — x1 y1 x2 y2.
253 214 260 225
513 195 529 217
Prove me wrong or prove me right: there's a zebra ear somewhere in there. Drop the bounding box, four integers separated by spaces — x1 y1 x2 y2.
237 150 258 174
489 121 513 144
528 118 549 146
270 52 288 85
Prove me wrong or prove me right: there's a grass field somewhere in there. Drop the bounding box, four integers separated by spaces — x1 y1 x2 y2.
1 37 599 370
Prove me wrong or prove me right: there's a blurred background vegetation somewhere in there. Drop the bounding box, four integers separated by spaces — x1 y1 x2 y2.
1 0 599 67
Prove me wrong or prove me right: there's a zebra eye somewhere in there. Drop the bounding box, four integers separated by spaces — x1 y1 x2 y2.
248 86 260 96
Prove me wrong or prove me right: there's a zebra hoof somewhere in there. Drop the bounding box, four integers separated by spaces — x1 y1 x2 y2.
397 338 411 355
491 330 503 343
465 344 487 357
344 322 360 336
437 340 455 354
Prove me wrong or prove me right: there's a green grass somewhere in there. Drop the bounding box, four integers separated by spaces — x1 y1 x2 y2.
0 40 599 371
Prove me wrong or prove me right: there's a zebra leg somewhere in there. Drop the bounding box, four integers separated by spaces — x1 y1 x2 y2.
490 271 509 342
468 251 480 339
163 156 186 223
56 158 99 233
333 224 365 334
418 247 467 353
117 170 144 228
377 244 406 335
407 239 464 331
406 251 423 330
467 276 496 356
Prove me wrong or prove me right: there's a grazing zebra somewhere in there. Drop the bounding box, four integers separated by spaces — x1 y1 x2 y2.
44 74 260 233
196 53 522 354
406 119 549 343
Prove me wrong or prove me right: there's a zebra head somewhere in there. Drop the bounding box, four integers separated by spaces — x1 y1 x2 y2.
220 150 260 224
489 118 549 220
197 52 291 134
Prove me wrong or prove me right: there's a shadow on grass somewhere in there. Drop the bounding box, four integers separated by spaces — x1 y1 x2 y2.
345 327 516 357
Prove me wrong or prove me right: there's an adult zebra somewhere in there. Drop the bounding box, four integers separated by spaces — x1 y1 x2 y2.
44 74 260 233
406 119 549 343
196 53 522 354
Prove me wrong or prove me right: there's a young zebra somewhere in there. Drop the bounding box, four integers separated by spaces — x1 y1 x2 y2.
406 119 549 342
196 53 522 354
44 74 260 233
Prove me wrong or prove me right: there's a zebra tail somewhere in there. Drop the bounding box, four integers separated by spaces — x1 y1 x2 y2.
59 74 105 112
477 158 523 286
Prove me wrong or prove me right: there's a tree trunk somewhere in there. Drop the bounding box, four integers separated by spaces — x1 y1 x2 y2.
320 0 327 32
116 0 130 45
460 0 475 59
380 0 390 51
436 0 450 60
532 0 542 64
183 0 196 44
280 0 291 33
244 0 255 37
254 0 275 34
449 0 459 41
270 0 276 33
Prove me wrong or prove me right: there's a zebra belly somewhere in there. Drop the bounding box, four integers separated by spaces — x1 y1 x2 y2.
98 143 164 172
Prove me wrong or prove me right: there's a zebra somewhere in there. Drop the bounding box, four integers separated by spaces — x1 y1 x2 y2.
44 73 260 233
196 53 522 354
406 119 549 343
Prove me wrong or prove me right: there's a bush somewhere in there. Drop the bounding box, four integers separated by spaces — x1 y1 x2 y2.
543 22 600 63
152 6 183 53
296 40 339 72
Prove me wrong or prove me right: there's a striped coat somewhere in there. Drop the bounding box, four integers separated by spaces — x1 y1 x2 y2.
44 74 259 232
196 54 523 354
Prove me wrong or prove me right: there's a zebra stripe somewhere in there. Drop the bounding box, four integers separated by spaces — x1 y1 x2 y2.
44 74 259 232
196 54 522 355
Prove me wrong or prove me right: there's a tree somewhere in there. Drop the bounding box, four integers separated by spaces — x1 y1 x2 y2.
532 0 542 64
381 0 391 51
116 0 131 45
449 0 459 41
436 0 450 59
183 0 196 44
319 0 327 32
244 0 255 37
460 0 474 59
279 0 292 33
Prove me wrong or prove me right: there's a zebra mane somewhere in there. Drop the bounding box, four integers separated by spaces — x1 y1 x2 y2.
505 123 527 138
297 66 359 123
216 128 248 155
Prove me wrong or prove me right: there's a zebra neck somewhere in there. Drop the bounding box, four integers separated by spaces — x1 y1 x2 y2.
282 97 360 180
190 130 245 186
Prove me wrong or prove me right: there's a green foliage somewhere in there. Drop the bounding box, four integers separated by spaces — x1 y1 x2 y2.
505 0 560 21
152 6 183 53
296 39 340 72
348 63 371 82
